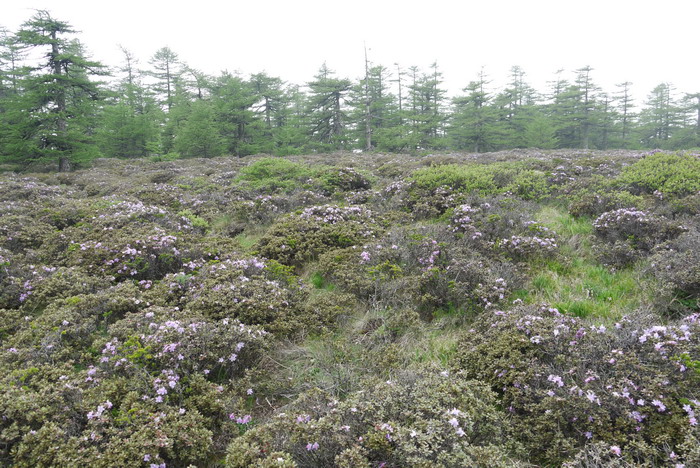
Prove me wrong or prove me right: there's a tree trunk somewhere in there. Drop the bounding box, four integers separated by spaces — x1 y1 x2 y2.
58 156 71 172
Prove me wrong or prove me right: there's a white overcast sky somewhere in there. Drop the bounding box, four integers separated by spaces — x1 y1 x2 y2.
3 0 699 101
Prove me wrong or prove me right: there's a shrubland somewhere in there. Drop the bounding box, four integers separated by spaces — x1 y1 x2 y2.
1 149 699 467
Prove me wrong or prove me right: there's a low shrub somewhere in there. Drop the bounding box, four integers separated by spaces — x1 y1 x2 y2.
235 157 314 193
617 152 700 197
257 205 382 267
456 305 700 466
225 367 526 468
181 256 319 337
592 208 686 266
650 229 700 316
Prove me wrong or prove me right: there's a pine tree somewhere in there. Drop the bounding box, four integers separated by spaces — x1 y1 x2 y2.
493 66 537 147
638 83 683 147
174 99 224 158
211 72 257 156
406 63 447 149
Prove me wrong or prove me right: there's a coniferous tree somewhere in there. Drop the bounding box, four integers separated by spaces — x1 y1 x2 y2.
494 66 537 147
683 92 700 147
614 82 636 148
638 83 683 148
449 69 499 152
407 63 447 149
211 72 257 156
0 27 24 97
305 63 352 150
174 98 224 158
348 62 399 151
574 66 600 149
272 84 307 155
149 46 181 111
3 11 106 170
98 47 161 158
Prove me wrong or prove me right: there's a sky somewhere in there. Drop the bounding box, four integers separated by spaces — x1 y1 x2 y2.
2 0 699 101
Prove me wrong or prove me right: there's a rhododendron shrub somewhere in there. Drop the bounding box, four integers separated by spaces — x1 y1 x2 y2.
593 208 686 266
226 367 527 468
1 307 269 467
179 256 326 336
257 205 382 267
316 225 518 316
650 229 700 316
457 305 700 466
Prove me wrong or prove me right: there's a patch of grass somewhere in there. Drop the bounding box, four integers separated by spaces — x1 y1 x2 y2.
537 205 593 237
520 206 652 320
525 258 649 320
235 157 316 193
532 273 556 292
310 272 335 291
234 232 262 252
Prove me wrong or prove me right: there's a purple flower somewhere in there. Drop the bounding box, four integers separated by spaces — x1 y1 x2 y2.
610 445 621 456
652 399 666 412
306 442 319 451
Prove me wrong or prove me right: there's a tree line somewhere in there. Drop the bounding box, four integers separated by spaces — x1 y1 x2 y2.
1 11 699 170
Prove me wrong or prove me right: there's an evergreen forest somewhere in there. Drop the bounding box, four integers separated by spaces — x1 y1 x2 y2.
1 11 699 171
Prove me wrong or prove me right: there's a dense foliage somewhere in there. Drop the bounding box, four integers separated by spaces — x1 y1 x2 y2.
1 148 700 467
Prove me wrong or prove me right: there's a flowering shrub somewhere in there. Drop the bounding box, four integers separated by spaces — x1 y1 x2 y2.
565 177 645 218
449 200 560 261
650 229 700 316
257 205 382 267
593 208 685 266
60 226 187 281
0 214 54 254
496 234 558 261
317 166 372 193
1 307 269 467
457 305 700 466
226 367 526 467
316 226 518 316
180 256 322 337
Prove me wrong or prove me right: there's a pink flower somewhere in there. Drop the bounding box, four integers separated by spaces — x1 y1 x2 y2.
610 445 621 456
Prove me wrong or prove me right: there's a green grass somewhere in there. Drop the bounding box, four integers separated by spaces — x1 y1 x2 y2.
517 206 652 320
536 205 593 236
409 327 460 366
234 232 262 252
310 272 335 291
